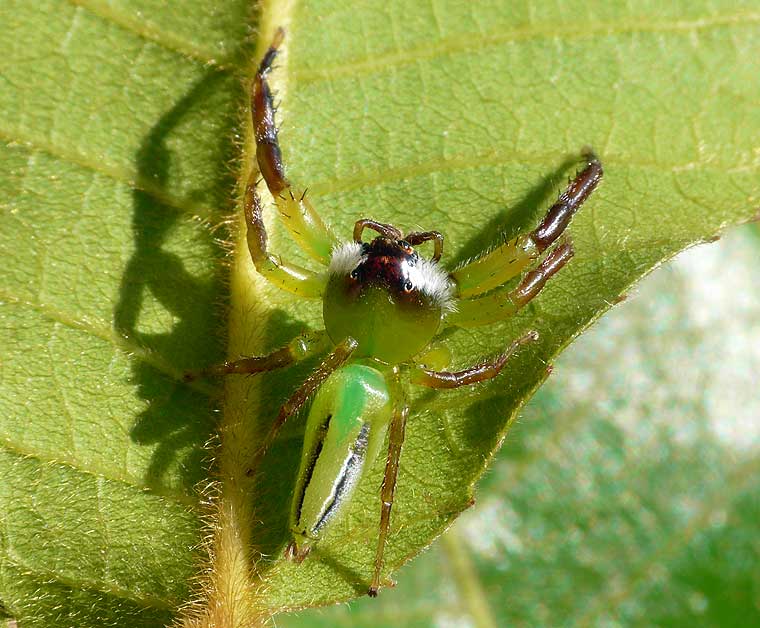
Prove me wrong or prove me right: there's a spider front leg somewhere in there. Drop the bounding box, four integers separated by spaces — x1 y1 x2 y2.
244 185 327 298
252 29 338 264
449 155 602 298
446 241 574 327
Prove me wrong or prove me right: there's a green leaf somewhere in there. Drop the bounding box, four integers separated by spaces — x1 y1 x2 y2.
227 0 759 618
0 0 250 625
275 225 760 626
0 1 758 626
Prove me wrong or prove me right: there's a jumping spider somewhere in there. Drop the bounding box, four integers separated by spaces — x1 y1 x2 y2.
194 29 603 596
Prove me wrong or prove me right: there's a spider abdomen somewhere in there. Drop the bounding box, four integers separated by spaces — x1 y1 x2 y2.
288 363 393 560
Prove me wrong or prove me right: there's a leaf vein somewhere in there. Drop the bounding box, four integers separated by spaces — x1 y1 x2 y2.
65 0 238 70
305 148 757 200
293 12 760 85
0 125 219 222
0 289 217 398
0 434 196 509
0 539 177 611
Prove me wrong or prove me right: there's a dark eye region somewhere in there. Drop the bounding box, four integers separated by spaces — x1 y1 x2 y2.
348 241 421 297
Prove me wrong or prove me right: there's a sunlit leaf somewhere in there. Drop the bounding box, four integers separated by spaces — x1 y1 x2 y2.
233 0 759 614
0 0 757 625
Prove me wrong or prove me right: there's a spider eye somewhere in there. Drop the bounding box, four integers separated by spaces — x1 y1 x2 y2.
350 268 360 279
404 280 414 292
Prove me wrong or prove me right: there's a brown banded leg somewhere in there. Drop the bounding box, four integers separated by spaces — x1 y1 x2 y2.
446 241 574 328
247 337 359 474
449 154 602 297
446 242 575 327
405 230 444 262
252 28 286 195
532 152 602 252
251 30 338 263
183 330 330 382
353 219 402 243
369 369 409 597
410 331 538 389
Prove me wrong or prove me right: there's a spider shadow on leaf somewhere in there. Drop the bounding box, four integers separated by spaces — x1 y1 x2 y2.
114 63 243 498
437 155 584 451
246 310 332 567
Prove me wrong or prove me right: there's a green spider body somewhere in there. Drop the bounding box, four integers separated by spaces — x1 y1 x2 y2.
288 235 452 560
323 237 452 362
193 30 603 596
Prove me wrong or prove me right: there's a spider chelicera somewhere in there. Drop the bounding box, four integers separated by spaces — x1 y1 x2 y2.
193 29 603 596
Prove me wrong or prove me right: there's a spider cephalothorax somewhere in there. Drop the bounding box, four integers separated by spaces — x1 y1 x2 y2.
192 29 603 597
324 232 453 363
349 239 429 298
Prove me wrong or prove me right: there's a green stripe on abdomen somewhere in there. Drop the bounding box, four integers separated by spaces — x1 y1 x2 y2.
290 363 393 552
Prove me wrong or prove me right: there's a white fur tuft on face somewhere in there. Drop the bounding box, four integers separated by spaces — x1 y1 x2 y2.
328 241 364 277
328 241 456 312
406 256 456 312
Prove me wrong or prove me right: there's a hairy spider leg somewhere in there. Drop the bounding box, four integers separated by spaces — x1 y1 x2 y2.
252 29 338 264
446 241 574 328
183 330 331 381
409 331 538 388
244 186 327 297
449 155 602 297
369 368 409 597
247 337 359 473
369 332 536 595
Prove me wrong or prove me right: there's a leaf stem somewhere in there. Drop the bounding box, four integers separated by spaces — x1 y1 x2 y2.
177 1 300 626
441 526 498 628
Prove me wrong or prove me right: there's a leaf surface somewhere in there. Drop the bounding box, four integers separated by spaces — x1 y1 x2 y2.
230 0 759 615
0 0 250 625
0 0 757 625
